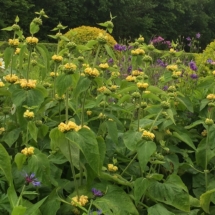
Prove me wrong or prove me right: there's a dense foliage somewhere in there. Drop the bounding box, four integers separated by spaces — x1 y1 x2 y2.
1 0 215 50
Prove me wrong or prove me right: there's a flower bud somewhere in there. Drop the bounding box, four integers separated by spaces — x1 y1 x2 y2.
161 101 170 109
205 118 214 125
12 24 20 31
33 17 42 25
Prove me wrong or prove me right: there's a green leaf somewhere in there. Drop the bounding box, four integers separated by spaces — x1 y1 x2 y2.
0 144 13 185
133 177 152 205
15 16 19 23
25 197 48 215
55 74 73 95
7 186 18 208
200 188 215 214
26 88 45 107
3 47 13 69
1 26 13 31
27 121 38 142
147 177 190 212
176 95 193 112
106 121 118 144
185 120 204 129
97 136 106 170
11 89 27 107
123 130 142 151
11 205 26 215
93 185 139 215
147 203 175 215
15 153 26 170
173 131 196 150
104 44 116 60
73 77 91 100
30 22 40 35
66 129 100 174
60 36 70 42
200 98 209 111
137 140 156 171
166 109 175 124
2 128 21 147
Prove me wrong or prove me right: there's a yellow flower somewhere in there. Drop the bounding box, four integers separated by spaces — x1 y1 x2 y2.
108 164 118 172
19 79 37 89
131 48 145 55
169 48 176 54
207 94 215 100
0 127 5 135
166 64 178 71
99 63 109 70
15 48 21 55
55 94 65 101
4 74 19 83
64 63 77 74
23 110 35 119
126 75 136 82
50 72 59 77
98 113 106 119
86 110 92 116
21 147 35 156
137 36 144 43
26 37 39 45
71 195 88 206
137 82 149 90
58 121 79 133
165 129 172 135
212 70 215 76
8 38 19 47
84 67 100 78
0 82 5 87
109 85 118 92
201 129 207 137
132 70 143 76
142 130 155 140
97 33 108 44
52 54 63 63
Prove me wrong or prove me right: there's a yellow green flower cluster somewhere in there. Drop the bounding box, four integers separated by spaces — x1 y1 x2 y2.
0 82 5 87
169 48 176 54
137 82 149 90
26 37 39 45
21 146 34 155
131 48 145 55
206 94 215 100
172 71 182 79
52 54 63 63
71 195 88 207
63 63 77 74
97 86 111 95
18 79 37 89
142 130 155 140
55 94 65 101
86 110 92 116
137 36 144 43
99 63 109 69
111 71 120 78
97 33 108 44
50 72 59 77
58 121 90 133
109 85 119 92
132 70 144 76
108 164 118 172
0 127 5 135
4 74 19 83
126 75 136 82
8 38 19 47
166 64 178 71
15 48 20 55
23 110 35 119
84 67 100 78
201 129 207 137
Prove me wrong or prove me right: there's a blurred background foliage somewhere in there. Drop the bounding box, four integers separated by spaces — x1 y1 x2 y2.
0 0 215 51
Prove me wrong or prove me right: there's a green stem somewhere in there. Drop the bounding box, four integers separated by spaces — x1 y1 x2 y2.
16 184 26 206
149 109 163 132
10 53 14 76
93 45 101 69
121 153 137 177
205 126 210 191
68 141 80 199
81 89 88 127
26 48 32 81
65 90 69 123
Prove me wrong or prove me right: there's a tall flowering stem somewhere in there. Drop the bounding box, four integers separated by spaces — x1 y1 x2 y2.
93 45 101 69
26 49 32 82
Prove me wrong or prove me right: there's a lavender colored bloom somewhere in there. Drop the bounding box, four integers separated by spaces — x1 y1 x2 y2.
190 73 198 79
92 188 103 197
25 173 41 186
186 37 191 41
196 32 201 39
108 58 114 64
163 86 168 91
114 44 127 51
189 61 197 71
207 59 213 64
157 59 167 67
127 65 132 73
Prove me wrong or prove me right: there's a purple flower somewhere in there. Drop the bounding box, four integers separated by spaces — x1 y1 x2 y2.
92 188 103 197
186 37 191 41
108 58 114 64
207 59 214 64
189 60 197 71
25 173 41 186
127 65 132 73
196 32 201 39
190 73 198 79
163 86 168 91
114 44 127 51
157 59 167 67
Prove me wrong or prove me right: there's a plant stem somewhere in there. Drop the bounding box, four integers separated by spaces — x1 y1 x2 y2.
16 184 26 206
93 45 101 69
205 126 210 191
149 109 162 132
26 48 32 82
81 89 88 127
65 90 69 123
121 153 137 177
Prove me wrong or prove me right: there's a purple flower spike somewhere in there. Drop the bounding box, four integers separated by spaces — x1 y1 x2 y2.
186 37 191 41
92 188 103 197
25 173 41 186
190 73 198 79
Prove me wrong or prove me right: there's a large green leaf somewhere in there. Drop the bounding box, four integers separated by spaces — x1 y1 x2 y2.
93 185 139 215
137 140 156 171
106 121 118 144
11 205 26 215
66 128 100 174
122 130 142 151
176 95 193 112
73 77 91 100
11 89 27 107
55 74 73 95
30 22 40 35
104 44 116 60
26 88 45 107
2 128 21 147
200 188 215 214
147 203 175 215
147 175 190 212
27 121 38 142
0 144 13 186
25 197 47 215
15 153 26 170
